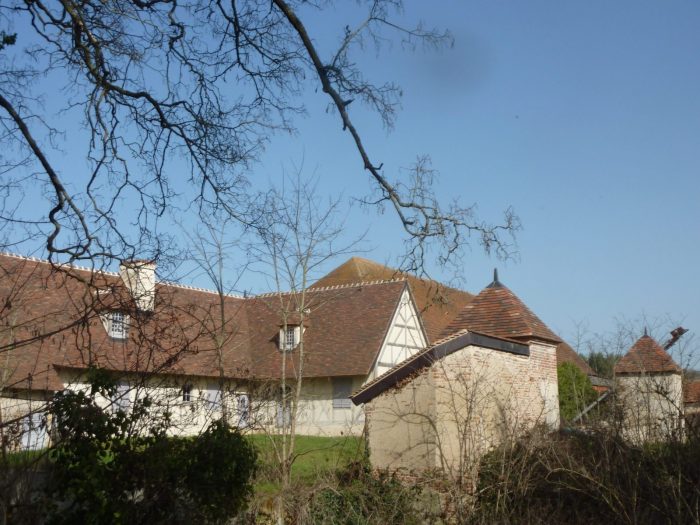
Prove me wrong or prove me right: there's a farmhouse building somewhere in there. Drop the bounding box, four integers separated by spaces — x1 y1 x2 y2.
0 252 613 454
0 252 427 449
685 380 700 431
350 272 561 473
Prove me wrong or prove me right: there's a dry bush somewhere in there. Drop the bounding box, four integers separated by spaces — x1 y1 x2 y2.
473 429 700 525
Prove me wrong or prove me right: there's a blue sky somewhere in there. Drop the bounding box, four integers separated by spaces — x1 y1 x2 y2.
6 1 700 354
251 1 700 350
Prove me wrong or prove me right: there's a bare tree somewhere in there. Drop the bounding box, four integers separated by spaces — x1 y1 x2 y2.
181 215 250 425
0 0 517 275
246 173 363 522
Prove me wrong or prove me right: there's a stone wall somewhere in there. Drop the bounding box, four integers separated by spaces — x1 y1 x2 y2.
365 340 559 474
365 370 437 472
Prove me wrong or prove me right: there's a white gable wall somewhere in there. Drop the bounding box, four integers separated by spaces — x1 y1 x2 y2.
370 288 427 381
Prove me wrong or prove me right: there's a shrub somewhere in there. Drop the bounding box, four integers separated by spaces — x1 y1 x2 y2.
305 462 423 525
475 430 700 525
45 370 257 525
557 362 598 422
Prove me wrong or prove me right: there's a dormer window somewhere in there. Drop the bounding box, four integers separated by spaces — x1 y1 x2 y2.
107 311 129 340
279 325 301 351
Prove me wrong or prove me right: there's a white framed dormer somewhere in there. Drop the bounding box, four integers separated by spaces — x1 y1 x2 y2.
102 311 129 340
279 325 302 351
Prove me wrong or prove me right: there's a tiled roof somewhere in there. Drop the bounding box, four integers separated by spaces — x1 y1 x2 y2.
0 254 407 390
439 278 561 344
614 334 681 375
0 254 255 390
312 257 473 343
242 280 408 379
685 380 700 404
557 341 596 376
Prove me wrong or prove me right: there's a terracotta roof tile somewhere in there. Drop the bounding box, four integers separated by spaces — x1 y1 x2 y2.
0 254 408 390
557 341 596 376
614 334 681 375
685 380 700 404
312 257 473 343
439 279 561 344
242 280 408 379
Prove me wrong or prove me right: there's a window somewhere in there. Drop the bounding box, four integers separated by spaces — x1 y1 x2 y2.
332 377 353 409
276 387 291 427
236 394 250 428
21 412 48 450
112 382 131 413
279 326 299 351
285 327 295 349
205 385 221 409
182 383 193 402
108 311 129 340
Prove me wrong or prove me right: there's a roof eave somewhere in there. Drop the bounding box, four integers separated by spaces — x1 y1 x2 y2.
351 330 529 406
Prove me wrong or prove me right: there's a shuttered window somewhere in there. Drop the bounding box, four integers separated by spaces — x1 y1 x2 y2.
332 377 353 409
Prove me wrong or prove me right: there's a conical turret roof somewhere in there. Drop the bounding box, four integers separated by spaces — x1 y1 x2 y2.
439 271 561 344
614 333 681 375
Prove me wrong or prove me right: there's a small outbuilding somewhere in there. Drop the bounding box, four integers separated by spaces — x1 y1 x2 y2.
614 331 683 443
351 272 561 476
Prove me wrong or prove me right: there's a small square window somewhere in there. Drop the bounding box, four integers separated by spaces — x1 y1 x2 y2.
108 311 128 340
182 384 193 402
279 326 299 351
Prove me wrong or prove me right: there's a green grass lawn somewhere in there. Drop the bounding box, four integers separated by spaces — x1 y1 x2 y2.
3 448 49 466
248 434 364 492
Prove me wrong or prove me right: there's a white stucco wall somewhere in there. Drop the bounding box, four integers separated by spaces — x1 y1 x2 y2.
616 372 684 443
253 376 366 437
58 370 252 437
0 390 52 450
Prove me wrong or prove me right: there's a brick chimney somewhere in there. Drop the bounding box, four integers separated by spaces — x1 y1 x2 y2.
119 259 156 312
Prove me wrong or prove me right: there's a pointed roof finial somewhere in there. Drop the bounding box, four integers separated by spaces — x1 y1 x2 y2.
487 268 502 288
643 326 648 337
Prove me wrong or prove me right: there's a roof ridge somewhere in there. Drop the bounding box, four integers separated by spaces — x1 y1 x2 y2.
160 280 244 298
0 251 121 277
254 278 406 298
